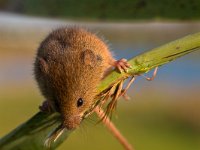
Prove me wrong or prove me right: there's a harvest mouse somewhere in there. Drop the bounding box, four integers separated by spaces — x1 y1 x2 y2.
34 27 131 143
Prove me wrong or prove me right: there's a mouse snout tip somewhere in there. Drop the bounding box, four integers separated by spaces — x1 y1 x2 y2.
63 115 82 130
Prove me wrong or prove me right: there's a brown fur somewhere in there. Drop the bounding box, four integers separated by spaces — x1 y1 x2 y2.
34 27 115 129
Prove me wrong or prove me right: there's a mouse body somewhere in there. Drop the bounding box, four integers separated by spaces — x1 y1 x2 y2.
34 27 130 130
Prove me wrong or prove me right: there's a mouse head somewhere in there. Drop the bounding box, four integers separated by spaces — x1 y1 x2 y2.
35 53 102 130
34 28 108 130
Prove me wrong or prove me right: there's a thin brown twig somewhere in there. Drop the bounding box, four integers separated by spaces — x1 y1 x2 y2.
94 106 134 150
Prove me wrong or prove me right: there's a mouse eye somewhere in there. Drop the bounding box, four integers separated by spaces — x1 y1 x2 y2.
77 98 84 107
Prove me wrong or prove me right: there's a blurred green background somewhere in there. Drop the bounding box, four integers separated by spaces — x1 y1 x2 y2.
1 0 200 20
0 0 200 150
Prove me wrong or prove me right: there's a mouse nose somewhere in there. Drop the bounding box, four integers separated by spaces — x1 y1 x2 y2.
63 116 82 130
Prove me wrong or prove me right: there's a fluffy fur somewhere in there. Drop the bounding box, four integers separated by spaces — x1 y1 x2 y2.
34 27 114 129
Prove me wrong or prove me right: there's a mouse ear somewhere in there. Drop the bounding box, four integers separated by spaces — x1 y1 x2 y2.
37 57 48 73
80 49 97 67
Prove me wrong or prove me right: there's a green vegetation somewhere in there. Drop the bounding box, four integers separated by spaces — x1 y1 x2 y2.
2 0 200 20
0 31 200 150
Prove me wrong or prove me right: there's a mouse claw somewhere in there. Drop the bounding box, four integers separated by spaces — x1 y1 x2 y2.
39 100 54 113
113 58 131 73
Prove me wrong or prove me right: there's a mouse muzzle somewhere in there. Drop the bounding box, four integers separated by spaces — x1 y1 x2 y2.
63 115 82 130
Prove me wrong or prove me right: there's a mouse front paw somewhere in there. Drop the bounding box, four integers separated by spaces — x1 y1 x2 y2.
112 58 132 73
39 100 55 113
